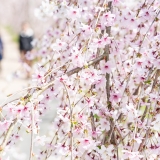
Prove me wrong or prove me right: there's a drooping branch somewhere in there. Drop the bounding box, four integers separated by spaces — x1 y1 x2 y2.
40 52 109 93
61 82 73 160
0 118 17 155
138 9 160 52
138 71 160 152
67 53 107 76
0 53 109 108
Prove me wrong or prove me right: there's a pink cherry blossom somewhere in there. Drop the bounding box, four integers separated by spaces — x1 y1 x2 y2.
110 92 121 103
101 60 115 74
1 0 160 159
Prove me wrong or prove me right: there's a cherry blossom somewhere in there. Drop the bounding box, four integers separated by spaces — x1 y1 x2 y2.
0 0 160 159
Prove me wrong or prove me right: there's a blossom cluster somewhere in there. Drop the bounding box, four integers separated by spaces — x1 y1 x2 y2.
0 0 160 159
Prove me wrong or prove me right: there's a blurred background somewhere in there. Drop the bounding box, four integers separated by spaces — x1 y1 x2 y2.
0 0 51 36
0 0 52 102
0 1 57 159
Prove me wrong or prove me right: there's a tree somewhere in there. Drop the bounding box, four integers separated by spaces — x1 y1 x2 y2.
0 0 51 36
0 0 160 159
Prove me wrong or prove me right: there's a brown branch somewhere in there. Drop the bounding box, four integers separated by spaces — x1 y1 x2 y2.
105 1 112 108
133 82 143 95
138 129 150 152
1 51 109 109
37 53 108 96
105 42 110 105
152 69 160 89
67 54 106 76
140 69 160 122
0 118 17 155
29 101 35 160
115 126 124 146
117 131 131 146
139 72 160 151
1 86 40 108
61 82 73 160
102 1 115 146
138 9 160 52
90 112 96 133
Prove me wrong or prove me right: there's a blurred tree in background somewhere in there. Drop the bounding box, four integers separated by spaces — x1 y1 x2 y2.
0 0 52 37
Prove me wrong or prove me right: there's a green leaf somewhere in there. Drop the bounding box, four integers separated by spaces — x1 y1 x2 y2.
94 114 100 121
144 80 151 84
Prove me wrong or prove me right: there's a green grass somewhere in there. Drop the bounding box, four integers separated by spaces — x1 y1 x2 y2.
4 26 19 43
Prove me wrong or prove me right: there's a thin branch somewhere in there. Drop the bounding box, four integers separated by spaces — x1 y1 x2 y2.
44 61 70 79
83 0 107 62
67 53 107 76
138 9 160 52
117 131 131 146
0 118 17 155
36 53 109 98
105 1 112 107
107 120 116 143
103 1 114 145
90 112 96 133
29 101 35 160
115 126 124 146
62 82 73 160
141 70 159 122
0 52 109 109
139 86 160 152
1 86 40 108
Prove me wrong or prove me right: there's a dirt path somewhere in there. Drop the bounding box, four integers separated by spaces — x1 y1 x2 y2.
0 28 30 103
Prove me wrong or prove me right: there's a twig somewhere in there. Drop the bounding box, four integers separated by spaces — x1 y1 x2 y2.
139 86 160 152
138 9 160 52
103 1 114 145
105 1 112 107
108 120 116 143
1 86 39 108
29 101 35 160
90 112 96 133
117 132 131 146
0 118 17 155
44 61 70 79
115 126 124 146
62 82 73 160
67 53 107 76
141 70 159 122
83 0 107 62
36 53 109 97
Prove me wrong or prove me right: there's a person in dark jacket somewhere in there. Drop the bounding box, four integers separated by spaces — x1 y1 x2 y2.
0 35 3 71
19 22 34 78
19 22 34 58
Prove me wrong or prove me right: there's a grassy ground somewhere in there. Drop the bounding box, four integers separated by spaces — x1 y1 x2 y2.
4 25 19 43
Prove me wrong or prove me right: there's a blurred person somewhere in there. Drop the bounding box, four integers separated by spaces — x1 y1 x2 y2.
19 22 34 78
0 35 3 71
